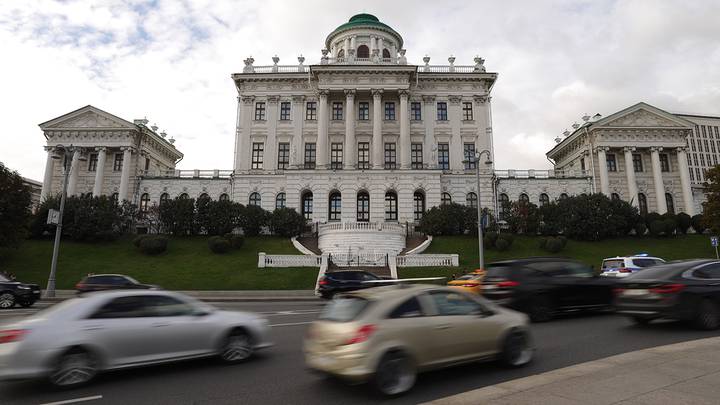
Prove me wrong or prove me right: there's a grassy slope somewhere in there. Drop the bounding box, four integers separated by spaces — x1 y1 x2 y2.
399 234 715 280
0 237 318 290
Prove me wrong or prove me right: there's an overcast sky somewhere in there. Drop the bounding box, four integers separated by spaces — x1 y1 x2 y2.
1 0 719 180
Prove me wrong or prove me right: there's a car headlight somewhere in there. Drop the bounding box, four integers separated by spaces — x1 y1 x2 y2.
17 286 31 290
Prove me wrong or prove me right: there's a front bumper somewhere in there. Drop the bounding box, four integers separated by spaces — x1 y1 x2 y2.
15 288 41 303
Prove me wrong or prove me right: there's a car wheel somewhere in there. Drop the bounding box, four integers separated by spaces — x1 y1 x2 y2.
694 299 720 331
528 295 554 322
49 348 98 388
320 292 333 300
372 351 416 397
18 301 35 308
220 330 254 363
0 293 16 309
500 331 534 367
631 316 652 326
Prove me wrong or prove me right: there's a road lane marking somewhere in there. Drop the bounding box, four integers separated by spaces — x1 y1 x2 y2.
270 321 312 327
40 395 103 405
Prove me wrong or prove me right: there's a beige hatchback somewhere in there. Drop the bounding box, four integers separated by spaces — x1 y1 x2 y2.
304 284 533 396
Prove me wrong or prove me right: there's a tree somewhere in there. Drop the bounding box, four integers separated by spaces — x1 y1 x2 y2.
29 195 131 241
702 166 720 234
0 163 32 248
542 194 637 241
239 205 268 236
269 208 306 237
505 200 540 234
159 197 197 236
419 203 469 236
206 200 242 236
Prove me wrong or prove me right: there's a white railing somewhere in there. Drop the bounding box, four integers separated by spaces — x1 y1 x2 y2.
257 253 322 268
325 57 395 65
318 221 405 234
494 169 590 179
140 169 234 179
420 65 481 73
246 65 311 73
396 254 459 267
330 252 387 267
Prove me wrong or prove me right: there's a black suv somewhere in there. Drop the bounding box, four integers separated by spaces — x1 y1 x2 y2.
317 270 394 299
481 258 617 322
75 274 158 294
0 273 41 309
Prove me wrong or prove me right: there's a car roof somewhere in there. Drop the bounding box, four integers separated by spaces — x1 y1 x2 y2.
603 256 663 260
342 284 438 300
489 257 578 265
85 274 132 278
81 289 174 299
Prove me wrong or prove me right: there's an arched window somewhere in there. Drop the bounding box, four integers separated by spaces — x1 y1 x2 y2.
559 193 568 200
357 191 370 222
638 193 648 216
466 192 478 208
179 193 189 199
159 193 169 205
519 193 529 203
219 193 229 201
357 45 369 58
539 193 550 207
441 192 452 205
665 193 675 214
276 192 286 209
382 48 391 59
413 191 425 221
385 191 398 221
328 191 341 221
611 193 620 201
249 192 261 206
337 49 345 59
198 193 210 201
499 193 510 219
111 193 119 202
140 193 150 212
301 191 313 220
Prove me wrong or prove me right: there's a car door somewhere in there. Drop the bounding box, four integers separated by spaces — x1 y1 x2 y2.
565 262 616 306
526 261 585 308
382 295 443 367
144 295 217 358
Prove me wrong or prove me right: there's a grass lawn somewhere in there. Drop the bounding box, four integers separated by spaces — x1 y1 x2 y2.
0 236 318 290
399 234 716 280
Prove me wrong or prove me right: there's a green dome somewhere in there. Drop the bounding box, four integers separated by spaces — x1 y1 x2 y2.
325 14 403 49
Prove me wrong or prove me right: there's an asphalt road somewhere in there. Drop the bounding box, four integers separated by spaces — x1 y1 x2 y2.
1 300 719 405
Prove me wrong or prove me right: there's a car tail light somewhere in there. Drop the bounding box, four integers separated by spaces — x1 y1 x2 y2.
344 325 376 345
613 288 626 296
75 282 86 290
618 268 632 273
649 284 685 294
497 281 519 288
318 277 328 286
461 283 479 287
0 329 27 344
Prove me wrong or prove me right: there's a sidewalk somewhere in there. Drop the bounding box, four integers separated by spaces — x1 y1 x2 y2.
44 289 319 302
426 336 720 405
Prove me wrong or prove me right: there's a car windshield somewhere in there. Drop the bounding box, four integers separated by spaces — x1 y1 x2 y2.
319 296 370 322
624 262 696 280
484 264 514 278
124 276 140 284
602 260 625 269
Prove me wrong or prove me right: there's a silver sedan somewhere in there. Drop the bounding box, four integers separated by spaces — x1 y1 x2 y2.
0 290 272 387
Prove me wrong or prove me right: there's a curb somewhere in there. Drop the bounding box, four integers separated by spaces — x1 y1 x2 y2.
423 336 720 404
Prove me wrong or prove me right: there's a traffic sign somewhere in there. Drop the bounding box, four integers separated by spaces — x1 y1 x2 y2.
712 236 719 247
47 209 60 225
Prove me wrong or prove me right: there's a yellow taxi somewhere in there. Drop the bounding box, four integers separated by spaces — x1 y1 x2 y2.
447 270 486 294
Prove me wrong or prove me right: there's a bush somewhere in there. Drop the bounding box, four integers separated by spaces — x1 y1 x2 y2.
676 213 691 234
649 220 665 237
224 233 245 249
645 212 662 228
485 231 499 245
138 236 168 255
693 214 706 234
495 238 510 251
240 205 268 236
483 235 495 249
545 237 564 253
269 208 306 237
662 217 678 236
538 237 548 250
498 233 514 246
132 234 149 247
419 203 470 236
557 235 568 248
208 236 231 254
634 222 647 236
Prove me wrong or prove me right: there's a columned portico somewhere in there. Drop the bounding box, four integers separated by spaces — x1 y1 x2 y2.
399 90 410 169
623 146 639 207
66 149 81 196
40 147 55 201
676 147 695 215
92 146 107 196
372 89 383 168
317 90 329 168
118 147 133 201
650 146 667 214
596 146 610 195
344 89 356 169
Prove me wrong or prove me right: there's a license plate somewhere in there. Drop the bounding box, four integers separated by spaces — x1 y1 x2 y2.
622 289 648 296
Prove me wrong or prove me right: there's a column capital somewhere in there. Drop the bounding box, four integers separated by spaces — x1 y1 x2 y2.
448 95 462 105
241 96 255 105
344 89 356 97
371 89 383 97
422 95 435 104
398 89 410 98
473 95 489 105
95 146 107 152
317 89 329 98
623 146 636 153
676 146 689 153
267 95 280 104
594 146 610 153
292 95 305 103
120 146 135 153
650 146 664 153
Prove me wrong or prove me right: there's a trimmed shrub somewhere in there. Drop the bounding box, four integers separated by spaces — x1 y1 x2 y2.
662 217 678 236
483 235 495 249
224 233 245 249
495 238 510 251
498 233 514 246
645 212 662 227
693 214 706 234
485 231 499 245
132 234 149 247
545 237 564 253
649 220 665 237
268 208 306 237
557 235 568 248
634 222 647 236
676 213 691 234
139 236 168 255
208 236 231 254
538 237 548 250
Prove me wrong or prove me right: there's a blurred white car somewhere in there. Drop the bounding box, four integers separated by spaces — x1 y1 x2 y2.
0 290 272 387
600 255 665 277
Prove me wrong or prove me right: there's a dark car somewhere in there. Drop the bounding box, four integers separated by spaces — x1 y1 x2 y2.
75 274 158 294
614 259 720 330
0 273 41 309
317 270 394 299
481 258 617 322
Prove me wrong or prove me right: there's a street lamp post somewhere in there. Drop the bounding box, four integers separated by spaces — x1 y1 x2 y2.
472 150 493 270
45 145 85 298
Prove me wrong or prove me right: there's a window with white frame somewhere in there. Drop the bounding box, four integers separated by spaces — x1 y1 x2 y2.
251 143 264 169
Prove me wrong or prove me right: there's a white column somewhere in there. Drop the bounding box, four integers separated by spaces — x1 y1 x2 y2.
66 149 81 196
372 89 384 169
449 97 463 171
118 147 133 202
369 36 375 55
676 147 695 215
316 90 329 168
344 38 350 57
237 96 254 171
344 89 356 169
291 95 305 167
399 90 410 169
266 96 278 170
623 147 639 207
92 147 107 197
423 96 435 168
650 146 667 214
40 147 55 202
596 146 610 195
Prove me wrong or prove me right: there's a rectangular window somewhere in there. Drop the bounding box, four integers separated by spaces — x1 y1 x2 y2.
411 102 422 121
696 168 702 181
464 143 476 170
702 126 707 137
113 153 123 171
384 102 396 120
437 102 448 121
607 153 617 172
279 102 291 121
330 142 343 169
358 102 369 120
306 101 317 120
357 142 370 169
332 102 343 120
254 102 266 120
277 142 290 170
693 153 698 166
411 143 423 169
144 157 150 171
88 153 98 172
438 143 450 170
701 154 706 167
660 153 670 172
251 142 264 169
462 102 473 121
690 168 695 182
691 138 697 151
304 143 316 169
711 141 717 154
632 153 643 172
705 140 710 152
580 158 586 171
384 143 397 169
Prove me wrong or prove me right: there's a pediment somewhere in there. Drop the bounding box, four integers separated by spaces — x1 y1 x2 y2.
597 103 693 129
40 105 136 130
